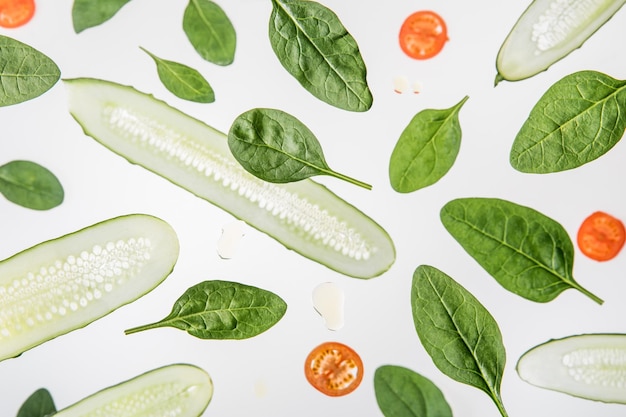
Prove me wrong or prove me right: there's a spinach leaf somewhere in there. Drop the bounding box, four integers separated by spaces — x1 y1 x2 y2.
269 0 373 112
0 36 60 107
16 388 56 417
389 96 468 193
183 0 236 66
72 0 132 33
228 108 372 189
140 47 215 103
125 280 287 339
411 265 509 417
374 365 452 417
0 161 64 210
510 70 626 173
440 197 603 304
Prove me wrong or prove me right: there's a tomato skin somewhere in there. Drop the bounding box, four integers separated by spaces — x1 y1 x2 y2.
0 0 35 28
399 10 448 60
304 341 364 397
577 211 626 262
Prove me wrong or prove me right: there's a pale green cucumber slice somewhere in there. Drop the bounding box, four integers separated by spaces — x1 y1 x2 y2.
516 334 626 403
495 0 625 83
64 77 395 279
54 363 213 417
0 214 179 362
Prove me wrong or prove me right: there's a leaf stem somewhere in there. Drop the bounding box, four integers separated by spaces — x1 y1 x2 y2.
573 283 604 305
124 322 162 335
329 170 372 190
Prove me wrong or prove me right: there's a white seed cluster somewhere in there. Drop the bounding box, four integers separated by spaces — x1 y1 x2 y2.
0 237 152 340
106 106 373 261
563 348 626 387
531 0 601 53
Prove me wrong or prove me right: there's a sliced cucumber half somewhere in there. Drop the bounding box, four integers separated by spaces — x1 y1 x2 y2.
0 214 179 362
64 77 395 279
516 333 626 403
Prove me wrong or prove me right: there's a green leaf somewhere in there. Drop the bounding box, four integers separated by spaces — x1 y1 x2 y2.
440 197 603 304
228 108 372 189
0 36 60 107
125 280 287 339
510 70 626 173
183 0 236 66
140 47 215 103
0 160 64 210
71 0 132 33
269 0 373 112
411 265 509 417
389 96 468 193
17 388 56 417
374 365 453 417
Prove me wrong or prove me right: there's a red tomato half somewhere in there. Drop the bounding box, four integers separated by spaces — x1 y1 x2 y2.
577 211 626 261
0 0 35 28
399 10 448 60
304 341 363 397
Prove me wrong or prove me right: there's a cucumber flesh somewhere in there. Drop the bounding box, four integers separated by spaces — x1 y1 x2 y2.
495 0 625 83
516 333 626 403
54 363 213 417
64 78 395 279
0 214 179 362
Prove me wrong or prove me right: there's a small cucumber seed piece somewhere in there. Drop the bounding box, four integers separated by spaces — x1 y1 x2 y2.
495 0 625 83
0 214 179 362
64 78 395 278
54 363 213 417
517 334 626 403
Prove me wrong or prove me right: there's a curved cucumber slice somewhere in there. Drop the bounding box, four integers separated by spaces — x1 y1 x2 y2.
495 0 625 83
516 334 626 403
54 363 213 417
64 77 395 279
0 214 179 362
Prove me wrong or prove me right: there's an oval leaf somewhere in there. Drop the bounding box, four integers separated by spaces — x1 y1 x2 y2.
510 70 626 173
440 197 602 304
0 36 60 107
411 265 508 417
228 108 371 189
183 0 236 66
374 365 452 417
0 160 64 210
125 280 287 339
269 0 373 112
389 96 468 193
17 388 56 417
72 0 132 33
140 47 215 103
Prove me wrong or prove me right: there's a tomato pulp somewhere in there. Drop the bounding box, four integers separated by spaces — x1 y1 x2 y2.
304 341 363 396
577 211 626 261
399 10 448 60
0 0 35 28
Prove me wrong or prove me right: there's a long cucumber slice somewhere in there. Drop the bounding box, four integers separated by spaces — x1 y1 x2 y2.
495 0 625 83
54 363 213 417
0 214 179 362
64 78 395 279
516 334 626 403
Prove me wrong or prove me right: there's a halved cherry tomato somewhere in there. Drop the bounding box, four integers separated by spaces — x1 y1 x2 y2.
304 341 363 397
0 0 35 28
577 211 626 261
399 10 448 60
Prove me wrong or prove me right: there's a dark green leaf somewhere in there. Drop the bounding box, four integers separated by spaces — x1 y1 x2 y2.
389 96 468 193
374 365 452 417
228 108 371 189
17 388 56 417
0 36 60 107
125 280 287 339
72 0 132 33
440 197 602 304
0 161 64 210
140 47 215 103
411 265 508 417
510 70 626 173
269 0 373 112
183 0 236 66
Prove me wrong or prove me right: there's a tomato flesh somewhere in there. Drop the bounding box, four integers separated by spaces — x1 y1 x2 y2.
577 211 626 261
0 0 35 28
399 10 448 60
304 341 363 397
